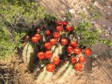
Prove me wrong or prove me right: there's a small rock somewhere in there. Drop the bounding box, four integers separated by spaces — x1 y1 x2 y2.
108 27 111 31
108 12 111 15
103 25 106 27
68 9 75 14
108 6 111 8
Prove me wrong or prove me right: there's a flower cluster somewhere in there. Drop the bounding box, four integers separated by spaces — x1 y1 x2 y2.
25 20 92 72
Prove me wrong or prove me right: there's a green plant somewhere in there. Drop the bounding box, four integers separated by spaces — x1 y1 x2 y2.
78 12 87 19
0 0 46 59
100 39 112 46
64 12 72 21
75 22 99 47
88 4 102 19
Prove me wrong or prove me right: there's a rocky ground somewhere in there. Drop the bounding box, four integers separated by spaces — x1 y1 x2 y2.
37 0 112 38
0 0 112 84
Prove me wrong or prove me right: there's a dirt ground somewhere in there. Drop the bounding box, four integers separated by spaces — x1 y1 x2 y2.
0 54 112 84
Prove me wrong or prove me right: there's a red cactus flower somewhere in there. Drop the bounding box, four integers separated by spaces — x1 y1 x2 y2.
74 63 83 71
35 34 41 40
45 30 51 35
63 21 68 26
31 36 38 43
70 57 76 64
37 52 45 60
44 42 52 49
50 38 57 45
74 48 81 55
66 26 74 32
84 48 92 56
56 26 63 32
57 21 63 25
79 56 86 63
67 46 74 53
45 50 52 59
53 32 60 39
70 41 77 47
53 57 60 65
61 38 68 45
46 63 55 72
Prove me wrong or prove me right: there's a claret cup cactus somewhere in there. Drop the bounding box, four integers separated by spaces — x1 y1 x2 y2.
22 17 92 83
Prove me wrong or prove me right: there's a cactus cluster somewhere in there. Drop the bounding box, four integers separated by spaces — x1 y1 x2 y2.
22 17 92 83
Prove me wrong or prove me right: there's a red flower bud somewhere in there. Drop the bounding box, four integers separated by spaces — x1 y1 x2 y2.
67 46 74 53
70 41 77 47
44 42 52 50
84 48 92 56
31 36 38 43
45 51 52 59
53 32 60 39
53 57 60 65
79 56 86 63
74 48 81 55
45 30 51 35
61 38 68 45
63 21 68 26
70 57 76 64
46 64 55 72
56 26 63 32
50 38 57 45
37 52 45 60
57 21 63 25
74 63 83 71
35 34 41 40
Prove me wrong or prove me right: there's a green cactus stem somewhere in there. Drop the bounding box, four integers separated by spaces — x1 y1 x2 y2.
56 64 73 83
53 62 69 80
43 71 53 82
41 44 63 82
36 67 47 83
22 42 34 69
